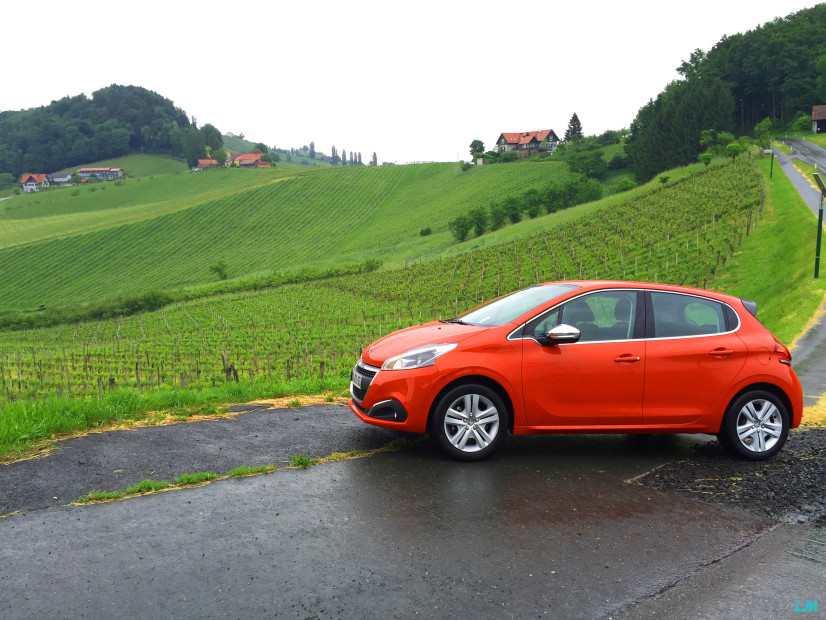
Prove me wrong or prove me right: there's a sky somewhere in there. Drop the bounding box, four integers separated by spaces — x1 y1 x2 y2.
3 0 821 164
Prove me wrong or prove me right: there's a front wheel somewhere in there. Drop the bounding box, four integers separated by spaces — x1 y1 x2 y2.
432 384 508 461
719 390 789 460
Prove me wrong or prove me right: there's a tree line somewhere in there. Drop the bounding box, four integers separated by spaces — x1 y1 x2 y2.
0 85 223 177
626 4 826 182
447 174 602 242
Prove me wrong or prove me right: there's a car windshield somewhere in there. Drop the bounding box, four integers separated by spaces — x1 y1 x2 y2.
454 284 578 327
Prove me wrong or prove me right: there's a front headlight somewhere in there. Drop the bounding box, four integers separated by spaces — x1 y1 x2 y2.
381 343 457 371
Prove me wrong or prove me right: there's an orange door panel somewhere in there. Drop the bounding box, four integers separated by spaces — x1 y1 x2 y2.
643 334 747 424
521 340 645 426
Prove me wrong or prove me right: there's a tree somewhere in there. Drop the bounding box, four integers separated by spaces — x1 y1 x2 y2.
488 202 508 230
754 118 772 150
358 152 362 165
567 150 607 178
331 145 339 165
725 141 743 162
185 128 206 168
503 196 522 223
564 113 584 145
371 152 377 166
212 148 227 168
522 188 542 218
341 149 347 165
469 139 484 157
468 206 488 237
448 214 472 242
252 142 269 154
309 141 315 159
200 124 223 150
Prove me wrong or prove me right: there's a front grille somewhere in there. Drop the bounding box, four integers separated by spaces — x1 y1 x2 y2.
350 360 380 403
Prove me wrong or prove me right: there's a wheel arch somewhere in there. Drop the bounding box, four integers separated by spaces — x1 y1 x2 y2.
720 382 793 433
427 375 516 435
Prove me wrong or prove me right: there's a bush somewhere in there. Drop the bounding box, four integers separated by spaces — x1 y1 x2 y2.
419 227 432 236
500 151 519 163
461 161 473 172
448 214 472 242
612 177 637 193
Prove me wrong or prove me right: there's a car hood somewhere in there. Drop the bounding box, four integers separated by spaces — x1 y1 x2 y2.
362 321 487 366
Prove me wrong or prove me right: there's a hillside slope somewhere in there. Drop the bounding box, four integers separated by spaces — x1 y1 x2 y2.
0 161 567 313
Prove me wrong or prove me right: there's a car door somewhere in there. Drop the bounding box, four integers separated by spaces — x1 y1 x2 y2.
642 291 747 425
520 290 645 427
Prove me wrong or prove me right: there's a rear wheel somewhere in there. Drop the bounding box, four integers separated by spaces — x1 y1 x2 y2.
432 384 507 461
719 390 789 460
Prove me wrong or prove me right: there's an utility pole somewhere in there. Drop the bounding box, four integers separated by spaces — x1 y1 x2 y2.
813 173 826 278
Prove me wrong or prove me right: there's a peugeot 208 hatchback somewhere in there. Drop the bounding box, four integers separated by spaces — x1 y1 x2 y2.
348 281 802 461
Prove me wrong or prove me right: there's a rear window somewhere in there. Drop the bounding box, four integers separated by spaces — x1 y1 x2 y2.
651 292 727 338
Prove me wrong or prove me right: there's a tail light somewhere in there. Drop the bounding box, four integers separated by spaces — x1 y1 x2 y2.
774 341 792 365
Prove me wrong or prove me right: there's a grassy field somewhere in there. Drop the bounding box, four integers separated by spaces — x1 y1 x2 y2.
0 161 570 313
714 157 826 344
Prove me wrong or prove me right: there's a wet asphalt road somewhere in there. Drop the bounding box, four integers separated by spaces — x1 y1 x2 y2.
0 432 793 620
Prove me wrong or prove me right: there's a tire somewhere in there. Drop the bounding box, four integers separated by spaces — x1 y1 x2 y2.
432 384 508 461
719 390 789 460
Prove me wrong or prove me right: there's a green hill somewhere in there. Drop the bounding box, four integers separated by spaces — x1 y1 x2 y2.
0 159 764 406
0 160 568 314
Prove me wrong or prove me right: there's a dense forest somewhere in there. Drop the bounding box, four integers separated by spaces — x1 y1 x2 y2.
0 85 200 178
627 3 826 182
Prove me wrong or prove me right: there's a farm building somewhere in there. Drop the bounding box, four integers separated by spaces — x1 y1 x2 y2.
229 153 264 168
496 129 560 155
47 172 72 185
76 167 124 180
813 105 826 134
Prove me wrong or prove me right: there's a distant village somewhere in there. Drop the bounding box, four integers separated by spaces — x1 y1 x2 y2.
18 152 270 192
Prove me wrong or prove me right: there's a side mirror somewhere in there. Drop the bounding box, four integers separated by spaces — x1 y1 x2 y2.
545 324 581 345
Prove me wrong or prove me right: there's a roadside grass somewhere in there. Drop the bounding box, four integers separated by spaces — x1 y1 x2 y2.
0 376 348 461
773 139 794 155
73 438 421 505
711 157 826 344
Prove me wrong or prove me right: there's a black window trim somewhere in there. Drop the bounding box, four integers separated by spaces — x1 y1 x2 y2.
508 288 647 344
643 290 741 340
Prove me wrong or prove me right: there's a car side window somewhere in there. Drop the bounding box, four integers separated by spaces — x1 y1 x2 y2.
531 308 562 340
558 291 637 342
651 292 727 337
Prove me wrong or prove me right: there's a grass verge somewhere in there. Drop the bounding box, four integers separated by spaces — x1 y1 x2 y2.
73 438 421 504
0 376 349 461
711 157 826 345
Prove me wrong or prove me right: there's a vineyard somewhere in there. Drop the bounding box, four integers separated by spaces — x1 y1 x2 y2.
0 161 568 313
0 161 762 402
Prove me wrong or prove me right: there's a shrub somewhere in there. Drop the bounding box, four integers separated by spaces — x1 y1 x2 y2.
420 227 432 236
612 177 637 193
500 151 519 163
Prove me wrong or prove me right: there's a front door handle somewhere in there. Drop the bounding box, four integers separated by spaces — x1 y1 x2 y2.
709 347 734 358
614 354 641 363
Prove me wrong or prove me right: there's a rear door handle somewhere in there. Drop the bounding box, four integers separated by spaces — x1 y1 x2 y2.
614 354 641 363
709 347 734 358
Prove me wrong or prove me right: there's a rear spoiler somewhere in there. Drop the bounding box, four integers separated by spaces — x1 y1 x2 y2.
741 298 758 317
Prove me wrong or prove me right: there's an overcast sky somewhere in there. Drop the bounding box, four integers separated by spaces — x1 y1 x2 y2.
3 0 820 164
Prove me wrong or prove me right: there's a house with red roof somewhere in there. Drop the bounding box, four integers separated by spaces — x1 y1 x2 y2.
496 129 560 156
229 153 263 168
198 158 219 168
20 174 49 193
813 105 826 134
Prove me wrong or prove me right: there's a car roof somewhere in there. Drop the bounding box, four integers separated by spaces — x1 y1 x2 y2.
538 280 742 305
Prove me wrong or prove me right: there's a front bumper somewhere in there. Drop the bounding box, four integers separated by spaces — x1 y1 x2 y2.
349 359 435 432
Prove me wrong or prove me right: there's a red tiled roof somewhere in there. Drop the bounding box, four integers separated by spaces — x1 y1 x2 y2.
498 130 558 144
198 159 217 165
813 105 826 121
20 173 47 183
77 167 114 172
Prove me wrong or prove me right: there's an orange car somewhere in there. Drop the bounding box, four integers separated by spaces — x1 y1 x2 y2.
349 281 802 461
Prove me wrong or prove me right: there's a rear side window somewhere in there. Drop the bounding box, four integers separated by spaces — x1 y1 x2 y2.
651 292 727 338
